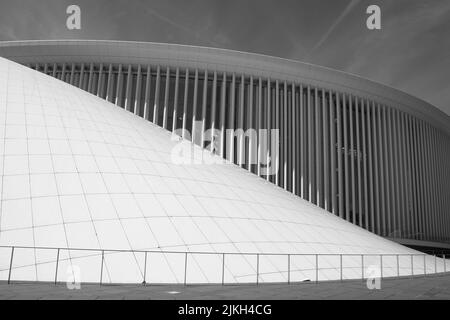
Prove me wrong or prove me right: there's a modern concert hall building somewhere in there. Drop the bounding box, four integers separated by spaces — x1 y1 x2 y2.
0 40 449 284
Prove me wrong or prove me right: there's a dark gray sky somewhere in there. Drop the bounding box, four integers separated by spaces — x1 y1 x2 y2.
1 0 449 115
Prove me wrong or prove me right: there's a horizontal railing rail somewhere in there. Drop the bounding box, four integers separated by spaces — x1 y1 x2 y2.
0 245 440 256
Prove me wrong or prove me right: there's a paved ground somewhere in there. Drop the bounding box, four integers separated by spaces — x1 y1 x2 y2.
1 274 450 300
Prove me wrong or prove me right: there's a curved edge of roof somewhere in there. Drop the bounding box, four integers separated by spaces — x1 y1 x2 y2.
1 39 449 135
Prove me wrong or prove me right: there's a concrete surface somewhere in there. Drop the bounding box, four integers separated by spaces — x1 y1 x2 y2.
1 274 450 300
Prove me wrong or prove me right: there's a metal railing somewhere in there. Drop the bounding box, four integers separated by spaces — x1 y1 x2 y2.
0 245 448 285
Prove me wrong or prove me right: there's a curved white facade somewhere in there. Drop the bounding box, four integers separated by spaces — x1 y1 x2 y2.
1 40 449 246
0 56 448 284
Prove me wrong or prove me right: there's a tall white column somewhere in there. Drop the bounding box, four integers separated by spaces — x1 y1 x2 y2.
163 67 171 130
404 114 412 236
97 63 103 98
401 112 411 236
440 131 447 239
315 88 321 206
191 69 199 144
257 77 263 177
419 123 426 237
329 91 336 215
426 125 433 239
438 130 446 239
209 71 217 151
296 86 302 196
410 117 419 238
266 78 272 182
423 122 431 239
219 73 226 158
372 103 381 234
397 110 406 236
287 81 291 189
200 69 208 147
87 63 94 94
308 86 313 203
238 74 245 167
105 64 113 103
356 97 363 227
430 126 438 239
337 92 343 217
429 126 437 239
382 105 391 236
350 96 356 223
60 63 66 81
247 76 254 171
115 64 123 106
143 65 152 120
424 124 432 239
439 131 443 239
434 128 442 239
392 110 399 235
153 66 161 125
292 83 297 195
134 65 142 116
275 80 280 186
414 119 423 239
443 134 447 239
323 90 329 211
419 121 428 239
343 94 349 221
172 68 180 134
283 81 288 187
125 64 132 111
78 63 84 89
228 73 236 162
52 63 57 78
391 109 399 235
367 100 375 233
182 69 190 140
69 63 75 85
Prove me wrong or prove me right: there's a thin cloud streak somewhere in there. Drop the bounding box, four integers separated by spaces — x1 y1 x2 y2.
305 0 360 60
138 4 222 48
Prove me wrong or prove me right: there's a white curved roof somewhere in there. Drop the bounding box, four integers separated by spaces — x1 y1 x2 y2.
0 57 445 284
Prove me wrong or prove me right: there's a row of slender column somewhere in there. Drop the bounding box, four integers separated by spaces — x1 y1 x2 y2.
29 62 450 243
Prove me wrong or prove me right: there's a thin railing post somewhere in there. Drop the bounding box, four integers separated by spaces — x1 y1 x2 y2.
7 247 14 284
423 254 426 275
143 251 147 285
221 253 225 286
411 255 414 277
444 254 446 273
184 252 188 286
380 255 383 279
361 254 364 281
54 248 60 285
256 254 259 286
315 254 318 284
434 255 437 274
340 254 343 281
100 250 104 286
287 254 290 285
397 254 400 277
